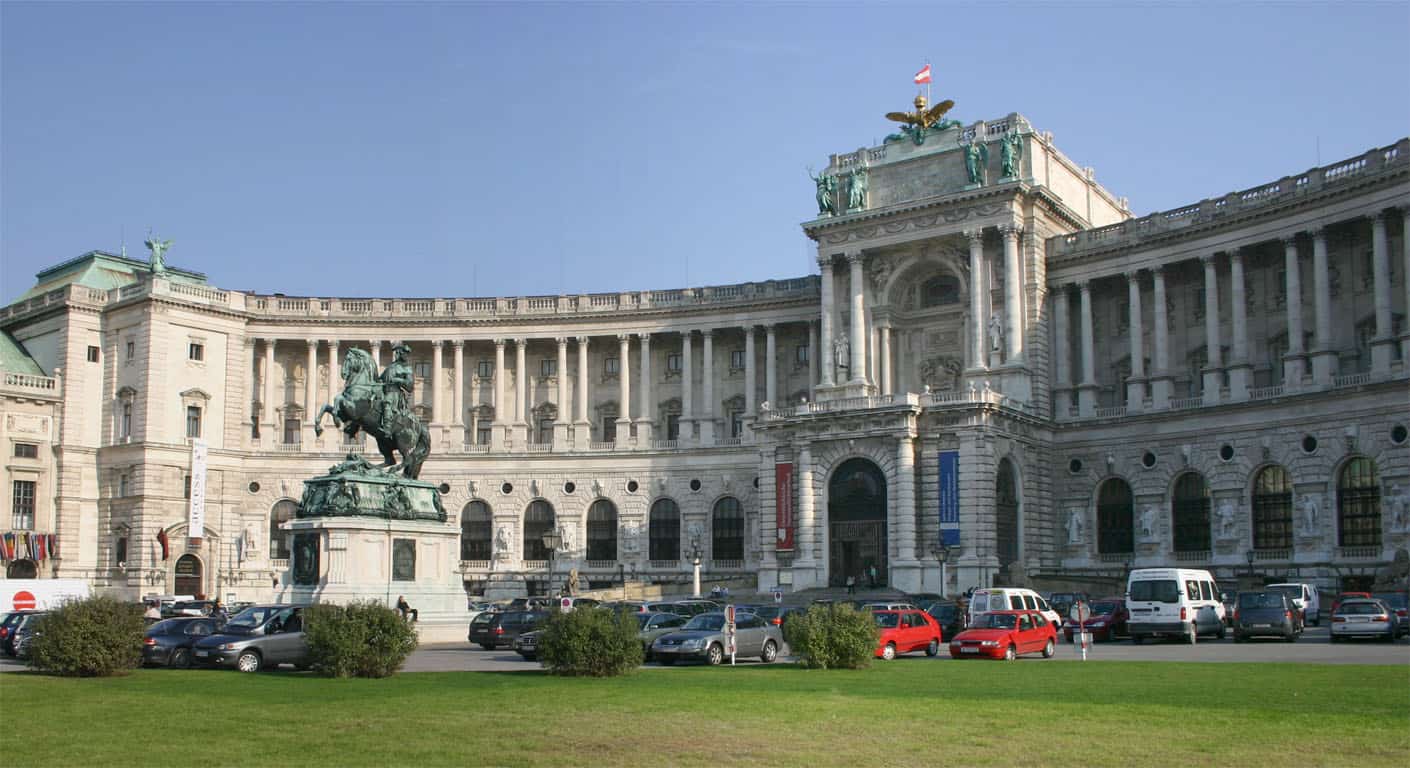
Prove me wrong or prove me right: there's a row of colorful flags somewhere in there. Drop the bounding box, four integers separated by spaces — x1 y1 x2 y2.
1 531 58 562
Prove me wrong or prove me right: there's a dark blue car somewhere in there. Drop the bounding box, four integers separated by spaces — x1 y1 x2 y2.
143 616 224 667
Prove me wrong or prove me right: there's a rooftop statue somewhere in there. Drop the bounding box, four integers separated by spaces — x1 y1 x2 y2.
962 138 989 186
314 346 430 479
145 235 172 274
884 94 959 146
847 167 869 212
809 168 838 216
1000 129 1023 179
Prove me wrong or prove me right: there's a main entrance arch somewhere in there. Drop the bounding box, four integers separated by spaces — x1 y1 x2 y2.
828 458 887 587
174 553 203 597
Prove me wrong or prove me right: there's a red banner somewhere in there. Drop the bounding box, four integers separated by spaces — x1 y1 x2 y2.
775 462 795 551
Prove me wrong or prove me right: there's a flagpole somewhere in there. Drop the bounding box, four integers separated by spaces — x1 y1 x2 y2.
926 59 931 105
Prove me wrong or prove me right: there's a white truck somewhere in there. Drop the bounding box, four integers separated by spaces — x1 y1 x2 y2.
2 579 91 612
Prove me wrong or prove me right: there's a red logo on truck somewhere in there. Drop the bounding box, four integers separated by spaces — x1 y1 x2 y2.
11 590 36 610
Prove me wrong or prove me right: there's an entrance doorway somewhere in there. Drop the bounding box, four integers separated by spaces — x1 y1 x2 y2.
828 458 887 588
174 554 203 597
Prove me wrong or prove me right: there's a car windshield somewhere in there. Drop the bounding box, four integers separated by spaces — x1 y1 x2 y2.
1129 580 1180 603
983 614 1018 630
930 605 956 619
874 613 901 628
684 615 725 631
1090 602 1118 615
1267 585 1302 602
471 613 496 626
1239 592 1284 610
225 606 278 628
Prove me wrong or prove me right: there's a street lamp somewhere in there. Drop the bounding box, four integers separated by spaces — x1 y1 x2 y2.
689 537 703 598
542 527 563 597
1245 549 1256 580
930 539 954 599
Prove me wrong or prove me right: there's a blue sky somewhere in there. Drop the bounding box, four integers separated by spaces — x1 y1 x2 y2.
3 1 1407 304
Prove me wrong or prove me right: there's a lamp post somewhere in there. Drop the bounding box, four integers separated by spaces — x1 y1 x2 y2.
930 539 954 599
1245 548 1256 581
689 537 703 598
542 527 563 597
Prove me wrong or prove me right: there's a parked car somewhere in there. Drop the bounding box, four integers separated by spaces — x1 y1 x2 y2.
506 597 555 612
1047 592 1091 622
1329 591 1372 616
949 610 1058 661
665 600 721 617
170 600 218 617
1126 568 1226 643
1370 592 1409 637
144 616 224 667
469 610 546 650
873 609 942 660
860 601 918 612
513 629 543 661
1 610 45 656
636 612 690 659
651 611 782 665
1233 591 1301 642
192 604 309 672
1329 598 1398 642
1266 583 1319 626
12 617 45 659
924 601 964 640
906 593 945 608
749 605 804 628
968 588 1062 629
1062 598 1129 642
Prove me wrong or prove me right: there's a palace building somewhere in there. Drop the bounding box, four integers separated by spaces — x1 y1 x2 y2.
3 113 1407 602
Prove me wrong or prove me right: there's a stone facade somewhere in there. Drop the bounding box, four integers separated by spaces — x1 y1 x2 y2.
2 113 1407 601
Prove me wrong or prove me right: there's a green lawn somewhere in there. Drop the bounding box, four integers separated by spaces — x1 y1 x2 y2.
2 661 1406 767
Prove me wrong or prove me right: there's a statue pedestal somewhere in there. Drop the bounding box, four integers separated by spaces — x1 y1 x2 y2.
814 380 876 402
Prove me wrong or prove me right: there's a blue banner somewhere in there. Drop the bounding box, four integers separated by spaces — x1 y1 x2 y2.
938 450 960 546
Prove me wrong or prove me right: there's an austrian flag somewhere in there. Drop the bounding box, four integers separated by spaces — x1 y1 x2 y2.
914 64 932 84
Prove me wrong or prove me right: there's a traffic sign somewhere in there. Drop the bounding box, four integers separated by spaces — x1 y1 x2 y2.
560 597 572 613
11 590 36 611
724 604 736 624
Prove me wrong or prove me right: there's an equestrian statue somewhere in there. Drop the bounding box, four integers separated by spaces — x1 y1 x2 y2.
313 344 430 479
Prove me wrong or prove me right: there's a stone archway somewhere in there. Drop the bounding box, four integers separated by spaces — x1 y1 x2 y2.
5 559 38 579
828 458 888 588
174 553 203 597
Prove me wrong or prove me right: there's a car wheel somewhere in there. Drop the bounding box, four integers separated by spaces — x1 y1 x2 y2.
169 648 191 669
1285 632 1297 643
1042 639 1055 658
1329 634 1340 643
235 650 262 673
1216 625 1226 640
925 639 940 657
761 640 778 663
707 644 724 666
881 643 897 661
1003 644 1016 661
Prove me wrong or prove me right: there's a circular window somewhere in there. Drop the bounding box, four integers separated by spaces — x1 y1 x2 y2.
1218 444 1235 462
438 482 451 494
1301 435 1318 454
689 479 702 492
1141 451 1157 469
501 482 514 495
247 481 260 494
627 480 639 493
1392 424 1408 445
1067 458 1083 475
563 481 576 494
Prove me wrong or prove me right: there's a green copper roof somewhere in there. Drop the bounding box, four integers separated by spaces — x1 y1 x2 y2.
0 331 44 375
15 250 208 303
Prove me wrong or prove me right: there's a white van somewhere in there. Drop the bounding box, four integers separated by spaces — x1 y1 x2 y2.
967 588 1062 629
1126 568 1225 643
1266 583 1320 626
2 579 91 611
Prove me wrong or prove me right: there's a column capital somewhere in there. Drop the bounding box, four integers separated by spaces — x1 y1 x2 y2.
1123 270 1141 283
306 338 318 348
555 337 568 346
575 335 590 345
451 339 464 349
637 331 651 343
617 333 632 343
1230 248 1245 264
1150 263 1165 279
1280 234 1300 248
701 328 714 339
763 323 776 333
1200 252 1219 266
998 223 1022 239
845 251 866 266
1309 226 1328 242
1374 208 1395 225
815 253 833 269
493 338 505 349
963 228 985 246
1077 279 1092 293
512 337 527 347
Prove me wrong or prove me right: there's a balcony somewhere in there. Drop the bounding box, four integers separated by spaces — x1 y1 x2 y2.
1337 546 1380 560
1174 550 1210 563
1 371 61 401
1253 548 1291 561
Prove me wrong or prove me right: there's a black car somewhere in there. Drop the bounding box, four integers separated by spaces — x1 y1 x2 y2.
469 610 546 650
144 616 224 667
1233 591 1301 642
514 629 543 660
665 600 721 617
924 601 964 640
1 611 45 657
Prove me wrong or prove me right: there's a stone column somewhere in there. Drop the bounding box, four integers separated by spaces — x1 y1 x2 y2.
807 321 817 400
451 341 464 427
817 253 836 387
575 336 590 449
699 330 716 446
327 339 340 412
305 340 318 444
430 340 444 424
262 339 276 442
796 443 815 565
637 332 654 443
848 252 867 385
1227 250 1251 400
555 338 570 447
513 338 528 432
681 331 694 442
491 339 506 451
966 230 987 369
1052 285 1072 417
1150 267 1172 408
1282 237 1307 387
1125 271 1146 410
1201 254 1224 399
894 435 917 570
1309 228 1338 384
1000 224 1024 361
369 339 381 369
1370 212 1395 375
616 334 632 446
764 324 778 407
1077 281 1098 417
879 325 893 396
744 326 757 419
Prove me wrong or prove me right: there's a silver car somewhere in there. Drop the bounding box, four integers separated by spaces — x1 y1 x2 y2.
192 604 310 672
1329 599 1398 642
650 611 782 666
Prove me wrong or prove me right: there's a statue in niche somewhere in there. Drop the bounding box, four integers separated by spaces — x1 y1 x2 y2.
1384 482 1408 533
833 335 851 374
808 168 837 216
1138 506 1157 542
1065 509 1084 545
1216 499 1237 540
1299 494 1321 535
1000 130 1023 179
494 525 511 559
847 167 868 212
919 356 962 392
988 312 1004 354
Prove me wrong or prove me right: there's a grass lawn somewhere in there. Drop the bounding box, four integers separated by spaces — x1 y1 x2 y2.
2 661 1406 767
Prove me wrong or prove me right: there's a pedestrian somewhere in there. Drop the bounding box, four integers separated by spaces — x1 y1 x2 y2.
868 564 878 588
210 599 228 623
396 595 418 623
846 575 856 595
143 600 161 623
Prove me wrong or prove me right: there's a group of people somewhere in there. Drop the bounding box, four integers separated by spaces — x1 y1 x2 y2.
844 564 882 594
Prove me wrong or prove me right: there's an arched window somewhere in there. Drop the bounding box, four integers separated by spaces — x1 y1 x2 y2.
649 498 681 561
587 499 618 561
460 501 492 561
919 275 960 308
712 496 744 562
995 459 1019 568
269 500 297 560
1337 458 1381 547
1171 472 1211 552
1252 466 1293 550
522 500 555 561
1097 478 1134 554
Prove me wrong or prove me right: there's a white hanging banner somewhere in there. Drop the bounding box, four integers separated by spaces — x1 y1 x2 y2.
188 439 208 540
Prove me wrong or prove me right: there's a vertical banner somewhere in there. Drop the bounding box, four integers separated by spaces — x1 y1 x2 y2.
188 439 208 541
938 450 960 546
775 462 795 551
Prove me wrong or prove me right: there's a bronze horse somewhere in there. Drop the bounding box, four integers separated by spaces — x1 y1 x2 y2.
313 348 430 479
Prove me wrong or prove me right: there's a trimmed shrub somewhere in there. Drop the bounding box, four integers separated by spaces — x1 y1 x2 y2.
27 595 144 677
304 601 418 678
783 604 877 669
537 608 641 677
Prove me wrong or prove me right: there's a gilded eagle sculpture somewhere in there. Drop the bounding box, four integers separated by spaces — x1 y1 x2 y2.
884 94 960 146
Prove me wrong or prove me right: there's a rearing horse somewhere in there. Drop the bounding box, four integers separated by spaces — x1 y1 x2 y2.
313 348 430 479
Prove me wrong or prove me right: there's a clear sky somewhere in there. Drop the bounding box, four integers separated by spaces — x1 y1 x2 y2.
2 1 1407 304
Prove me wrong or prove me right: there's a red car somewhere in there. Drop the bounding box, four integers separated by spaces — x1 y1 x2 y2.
949 610 1057 661
873 609 943 660
1062 598 1129 642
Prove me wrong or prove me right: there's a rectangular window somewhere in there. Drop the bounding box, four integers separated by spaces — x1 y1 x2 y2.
729 410 744 438
729 350 745 370
188 342 204 362
413 362 431 379
541 359 557 378
604 357 619 375
795 344 809 365
121 403 133 439
125 340 135 360
87 345 100 363
11 480 36 530
185 406 202 439
184 475 192 499
284 419 301 445
666 414 680 441
118 472 131 497
13 443 38 459
476 425 492 445
477 360 493 379
537 418 554 444
602 417 617 442
666 353 682 373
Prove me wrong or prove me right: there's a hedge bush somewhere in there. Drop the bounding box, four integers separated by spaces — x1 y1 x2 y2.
537 608 641 677
27 595 144 677
783 604 877 669
304 601 419 678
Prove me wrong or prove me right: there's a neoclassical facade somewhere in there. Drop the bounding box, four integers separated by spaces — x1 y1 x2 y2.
2 112 1406 602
